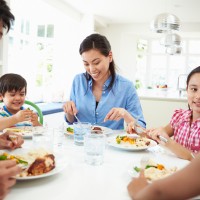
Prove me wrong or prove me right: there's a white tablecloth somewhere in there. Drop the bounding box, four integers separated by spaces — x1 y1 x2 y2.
5 131 189 200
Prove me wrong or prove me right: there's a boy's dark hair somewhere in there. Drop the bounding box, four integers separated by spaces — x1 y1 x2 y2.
0 73 27 96
0 0 15 32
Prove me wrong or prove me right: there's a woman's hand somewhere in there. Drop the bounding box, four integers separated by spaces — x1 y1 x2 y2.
63 101 78 116
0 132 24 150
63 101 78 123
127 170 148 199
0 160 21 200
104 108 129 122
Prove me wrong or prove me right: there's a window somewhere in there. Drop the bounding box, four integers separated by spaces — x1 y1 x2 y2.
8 0 81 103
136 38 200 90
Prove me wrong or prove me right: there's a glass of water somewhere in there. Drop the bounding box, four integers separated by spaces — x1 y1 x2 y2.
32 127 54 151
73 122 91 146
84 132 106 166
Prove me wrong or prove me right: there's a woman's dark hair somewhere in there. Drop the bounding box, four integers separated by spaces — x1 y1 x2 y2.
0 73 27 96
79 33 116 90
186 66 200 89
0 0 15 32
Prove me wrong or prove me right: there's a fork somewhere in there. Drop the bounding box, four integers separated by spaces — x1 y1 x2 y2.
74 114 81 123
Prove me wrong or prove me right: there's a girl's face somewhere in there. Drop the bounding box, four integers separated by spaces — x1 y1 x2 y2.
0 87 26 114
81 49 112 83
187 73 200 114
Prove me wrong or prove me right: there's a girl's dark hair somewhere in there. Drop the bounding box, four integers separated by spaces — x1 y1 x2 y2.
186 66 200 89
0 73 27 96
79 33 116 90
0 0 15 32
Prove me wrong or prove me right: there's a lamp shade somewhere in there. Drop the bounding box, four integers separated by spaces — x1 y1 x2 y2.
166 45 182 55
150 13 180 33
160 33 181 47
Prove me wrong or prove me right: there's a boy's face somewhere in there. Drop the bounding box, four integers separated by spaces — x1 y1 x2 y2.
0 87 26 114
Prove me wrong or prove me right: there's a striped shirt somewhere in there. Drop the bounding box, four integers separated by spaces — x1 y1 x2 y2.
170 109 200 153
0 105 32 127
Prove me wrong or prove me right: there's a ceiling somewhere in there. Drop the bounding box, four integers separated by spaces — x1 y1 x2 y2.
61 0 200 26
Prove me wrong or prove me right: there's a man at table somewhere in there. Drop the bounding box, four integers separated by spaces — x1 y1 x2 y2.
0 1 22 199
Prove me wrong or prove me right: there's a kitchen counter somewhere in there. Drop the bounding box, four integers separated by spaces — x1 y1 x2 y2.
137 89 188 128
137 89 187 102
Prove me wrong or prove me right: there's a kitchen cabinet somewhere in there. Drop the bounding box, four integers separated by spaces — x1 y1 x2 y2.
140 97 188 128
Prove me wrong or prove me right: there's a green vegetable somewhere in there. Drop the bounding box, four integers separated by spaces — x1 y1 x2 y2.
134 166 141 173
16 157 28 165
67 127 74 133
0 155 7 160
116 137 121 144
145 165 157 169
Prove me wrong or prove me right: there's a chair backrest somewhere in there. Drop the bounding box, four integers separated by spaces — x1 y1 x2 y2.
24 100 43 125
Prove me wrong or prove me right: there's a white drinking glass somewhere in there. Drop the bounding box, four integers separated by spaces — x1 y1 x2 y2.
84 132 106 166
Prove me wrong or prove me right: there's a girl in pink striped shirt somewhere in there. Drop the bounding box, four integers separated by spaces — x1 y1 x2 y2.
148 66 200 160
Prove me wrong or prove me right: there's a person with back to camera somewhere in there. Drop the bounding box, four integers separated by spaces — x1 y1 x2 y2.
0 1 23 199
127 153 200 200
63 33 146 130
0 73 42 131
127 66 200 161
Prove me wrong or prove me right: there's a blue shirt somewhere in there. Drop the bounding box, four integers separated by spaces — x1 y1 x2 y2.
66 73 146 130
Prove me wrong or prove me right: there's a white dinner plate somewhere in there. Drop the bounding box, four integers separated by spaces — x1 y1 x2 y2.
3 126 45 139
127 156 189 181
107 135 157 151
0 148 68 180
65 125 113 137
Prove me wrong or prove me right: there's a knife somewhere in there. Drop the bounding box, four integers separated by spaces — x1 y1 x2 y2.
158 135 168 143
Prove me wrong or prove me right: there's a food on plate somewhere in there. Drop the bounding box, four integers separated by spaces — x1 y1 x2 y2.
0 152 28 165
92 126 102 131
3 127 33 135
27 154 55 176
0 149 56 177
4 128 24 133
116 135 150 147
133 159 177 181
66 127 74 134
91 126 103 134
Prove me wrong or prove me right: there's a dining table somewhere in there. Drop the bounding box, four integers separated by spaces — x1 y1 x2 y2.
5 130 190 200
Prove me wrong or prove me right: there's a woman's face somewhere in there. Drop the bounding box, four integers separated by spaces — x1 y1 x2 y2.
81 49 112 83
187 73 200 114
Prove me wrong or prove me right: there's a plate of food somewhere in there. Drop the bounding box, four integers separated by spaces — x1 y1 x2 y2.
107 135 157 151
128 157 188 182
65 125 113 136
3 126 45 139
0 148 68 180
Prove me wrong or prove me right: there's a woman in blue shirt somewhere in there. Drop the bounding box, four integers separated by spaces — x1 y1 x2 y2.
63 33 145 130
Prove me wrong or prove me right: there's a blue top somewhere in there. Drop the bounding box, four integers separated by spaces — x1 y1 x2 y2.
66 73 146 130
